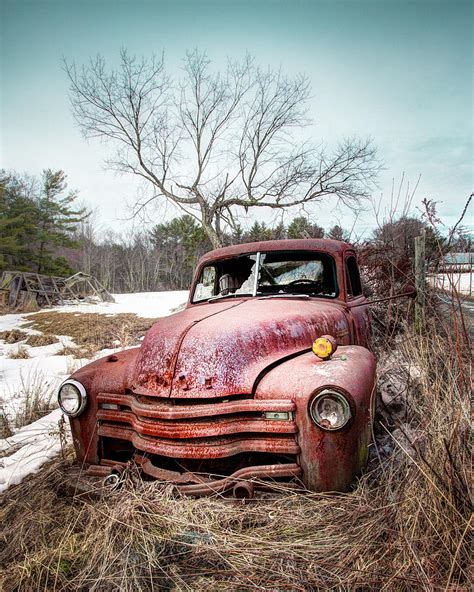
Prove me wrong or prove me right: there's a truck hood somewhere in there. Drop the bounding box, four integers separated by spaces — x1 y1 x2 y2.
132 297 351 398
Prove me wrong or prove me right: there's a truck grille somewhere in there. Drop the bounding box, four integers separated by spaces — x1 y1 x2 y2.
96 391 300 480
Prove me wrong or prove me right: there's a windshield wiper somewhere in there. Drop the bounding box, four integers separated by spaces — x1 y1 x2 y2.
258 293 310 300
207 293 251 302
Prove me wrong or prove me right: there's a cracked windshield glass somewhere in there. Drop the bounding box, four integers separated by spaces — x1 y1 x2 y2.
193 251 337 302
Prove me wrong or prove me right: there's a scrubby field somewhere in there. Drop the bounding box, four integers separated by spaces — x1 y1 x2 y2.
0 292 471 591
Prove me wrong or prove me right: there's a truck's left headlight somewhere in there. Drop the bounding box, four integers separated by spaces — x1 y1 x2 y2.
58 380 87 417
310 390 351 430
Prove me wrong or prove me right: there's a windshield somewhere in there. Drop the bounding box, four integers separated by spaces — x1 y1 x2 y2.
192 251 338 303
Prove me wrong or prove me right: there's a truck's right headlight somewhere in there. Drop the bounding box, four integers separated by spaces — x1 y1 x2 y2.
58 379 87 417
310 390 351 430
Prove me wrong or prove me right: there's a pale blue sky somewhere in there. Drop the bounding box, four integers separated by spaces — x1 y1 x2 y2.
1 0 472 236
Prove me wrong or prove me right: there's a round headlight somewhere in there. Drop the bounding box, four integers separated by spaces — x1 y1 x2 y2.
58 380 87 417
310 390 351 430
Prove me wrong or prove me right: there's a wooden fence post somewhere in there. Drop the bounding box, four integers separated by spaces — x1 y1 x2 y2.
414 233 426 332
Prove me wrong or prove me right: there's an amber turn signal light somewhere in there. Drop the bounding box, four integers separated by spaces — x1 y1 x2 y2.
312 335 338 360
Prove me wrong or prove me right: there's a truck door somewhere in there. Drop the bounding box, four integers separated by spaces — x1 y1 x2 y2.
344 252 371 348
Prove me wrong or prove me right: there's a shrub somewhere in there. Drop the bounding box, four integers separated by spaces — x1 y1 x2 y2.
25 334 58 347
0 329 28 344
12 371 56 428
7 345 30 360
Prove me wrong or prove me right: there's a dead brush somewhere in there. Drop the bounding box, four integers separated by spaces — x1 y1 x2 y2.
0 329 28 344
57 344 99 359
0 300 471 591
0 407 13 439
25 333 58 347
7 345 30 359
25 311 157 352
12 370 56 428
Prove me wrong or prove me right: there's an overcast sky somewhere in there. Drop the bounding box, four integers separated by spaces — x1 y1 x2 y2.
1 0 472 237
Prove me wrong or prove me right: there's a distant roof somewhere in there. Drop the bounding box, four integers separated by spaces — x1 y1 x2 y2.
198 238 352 265
444 252 473 264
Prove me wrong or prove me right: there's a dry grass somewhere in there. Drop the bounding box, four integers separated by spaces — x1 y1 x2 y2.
11 370 56 429
7 345 30 360
24 311 157 352
56 344 99 359
25 333 58 347
0 329 28 344
0 302 471 591
0 408 13 439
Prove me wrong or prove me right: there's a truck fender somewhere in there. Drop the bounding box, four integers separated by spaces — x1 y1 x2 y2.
69 347 140 464
254 345 376 491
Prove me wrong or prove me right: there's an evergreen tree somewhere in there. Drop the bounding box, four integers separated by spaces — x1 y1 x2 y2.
245 221 273 242
327 225 349 241
230 224 244 244
272 222 287 240
287 216 324 239
0 172 38 271
151 215 211 288
34 170 88 275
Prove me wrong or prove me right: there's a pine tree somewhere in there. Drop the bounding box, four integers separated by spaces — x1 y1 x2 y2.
327 225 349 241
151 215 211 288
272 222 287 240
288 216 324 239
0 172 38 271
231 224 244 244
34 170 88 275
246 221 273 242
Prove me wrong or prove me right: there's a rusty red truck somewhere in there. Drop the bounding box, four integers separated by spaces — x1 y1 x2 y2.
58 239 376 497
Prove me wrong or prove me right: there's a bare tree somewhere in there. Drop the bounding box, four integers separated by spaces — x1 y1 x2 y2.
66 50 379 248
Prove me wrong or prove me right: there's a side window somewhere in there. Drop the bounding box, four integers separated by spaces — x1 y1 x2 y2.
346 256 362 298
193 266 216 302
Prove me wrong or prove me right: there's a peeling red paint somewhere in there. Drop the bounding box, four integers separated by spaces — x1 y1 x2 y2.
68 239 376 495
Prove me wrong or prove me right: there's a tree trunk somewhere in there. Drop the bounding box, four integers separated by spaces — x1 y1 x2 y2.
201 217 223 249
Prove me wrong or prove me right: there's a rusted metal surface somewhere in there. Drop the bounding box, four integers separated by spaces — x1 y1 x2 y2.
97 423 300 459
255 346 376 491
86 465 112 477
97 392 295 419
134 298 355 398
196 238 350 267
137 456 302 496
96 408 297 438
84 458 302 497
67 239 377 495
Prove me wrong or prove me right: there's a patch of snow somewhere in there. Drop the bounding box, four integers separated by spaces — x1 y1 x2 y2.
53 291 189 317
0 342 73 419
0 313 40 334
0 409 69 494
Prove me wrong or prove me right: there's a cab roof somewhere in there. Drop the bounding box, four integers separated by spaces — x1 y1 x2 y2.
198 238 353 266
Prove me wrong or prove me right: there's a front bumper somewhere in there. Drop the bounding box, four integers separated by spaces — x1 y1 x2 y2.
92 391 302 496
86 456 301 497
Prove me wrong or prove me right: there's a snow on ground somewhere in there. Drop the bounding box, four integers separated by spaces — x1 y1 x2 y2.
0 315 76 421
0 409 65 494
0 291 188 494
54 291 189 317
428 272 473 296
